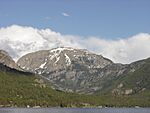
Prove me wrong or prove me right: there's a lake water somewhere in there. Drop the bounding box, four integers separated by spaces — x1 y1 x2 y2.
0 108 150 113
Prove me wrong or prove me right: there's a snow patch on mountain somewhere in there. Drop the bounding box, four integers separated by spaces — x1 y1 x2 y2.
54 56 60 64
64 53 71 66
50 47 74 53
39 62 47 69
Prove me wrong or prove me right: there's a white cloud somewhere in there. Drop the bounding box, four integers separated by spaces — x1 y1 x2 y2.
61 12 70 17
0 25 150 64
0 25 82 61
44 16 51 20
80 34 150 64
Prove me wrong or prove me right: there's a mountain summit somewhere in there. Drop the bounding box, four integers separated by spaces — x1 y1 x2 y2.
17 47 112 73
17 47 149 94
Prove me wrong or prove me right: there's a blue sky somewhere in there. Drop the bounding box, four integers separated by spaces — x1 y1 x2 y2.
0 0 150 39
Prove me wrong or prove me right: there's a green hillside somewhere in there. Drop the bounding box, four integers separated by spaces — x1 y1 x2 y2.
0 63 150 107
118 58 150 91
103 58 150 96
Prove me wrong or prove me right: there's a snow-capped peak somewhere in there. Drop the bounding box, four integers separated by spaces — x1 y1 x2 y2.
50 47 74 53
48 47 74 65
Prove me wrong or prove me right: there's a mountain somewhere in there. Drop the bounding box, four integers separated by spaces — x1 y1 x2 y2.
17 47 114 93
0 48 150 107
17 47 149 94
108 58 150 95
0 50 20 70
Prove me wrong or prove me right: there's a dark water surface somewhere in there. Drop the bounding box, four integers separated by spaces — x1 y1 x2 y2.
0 108 150 113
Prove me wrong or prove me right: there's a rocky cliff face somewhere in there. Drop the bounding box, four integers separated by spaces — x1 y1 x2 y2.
17 47 113 73
0 50 20 70
17 47 147 94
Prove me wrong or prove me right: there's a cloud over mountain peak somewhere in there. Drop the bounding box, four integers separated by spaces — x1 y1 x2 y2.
0 25 150 64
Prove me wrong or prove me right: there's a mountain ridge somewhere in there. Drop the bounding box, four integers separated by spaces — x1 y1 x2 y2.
17 47 150 94
0 50 21 70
